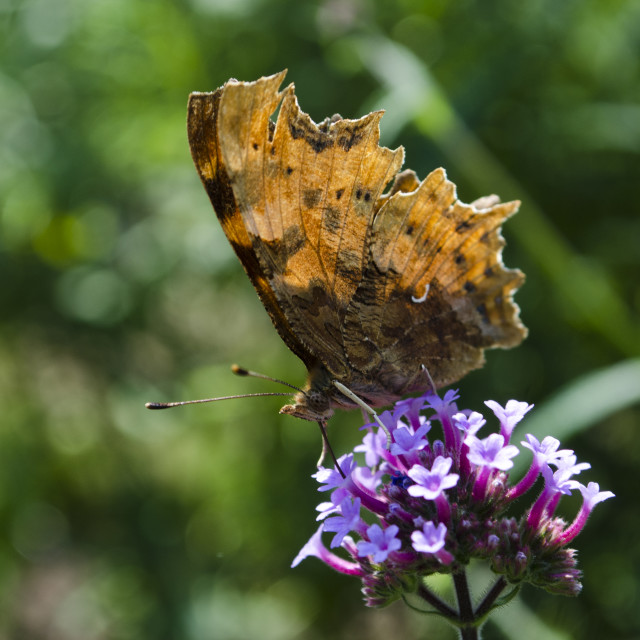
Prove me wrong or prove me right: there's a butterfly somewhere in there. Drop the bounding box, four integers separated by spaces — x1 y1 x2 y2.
186 70 526 424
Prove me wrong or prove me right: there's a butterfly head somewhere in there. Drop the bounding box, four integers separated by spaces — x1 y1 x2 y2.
279 363 338 422
280 389 334 422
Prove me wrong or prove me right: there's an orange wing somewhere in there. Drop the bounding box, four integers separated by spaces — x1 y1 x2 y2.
187 70 526 411
188 73 313 369
188 71 404 379
343 168 526 392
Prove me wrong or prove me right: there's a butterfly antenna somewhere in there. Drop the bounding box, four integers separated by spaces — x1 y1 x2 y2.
231 364 304 393
146 365 304 410
146 392 291 410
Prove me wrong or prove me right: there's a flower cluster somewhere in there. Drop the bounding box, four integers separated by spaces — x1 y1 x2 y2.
293 389 613 608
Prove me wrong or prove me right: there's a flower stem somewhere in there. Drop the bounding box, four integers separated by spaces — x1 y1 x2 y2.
416 583 457 619
459 627 479 640
474 576 508 619
453 569 479 640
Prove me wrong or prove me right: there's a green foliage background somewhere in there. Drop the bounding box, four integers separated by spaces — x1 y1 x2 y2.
1 0 639 638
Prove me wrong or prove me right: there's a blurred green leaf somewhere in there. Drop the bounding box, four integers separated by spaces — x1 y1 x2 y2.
492 596 572 640
520 358 640 444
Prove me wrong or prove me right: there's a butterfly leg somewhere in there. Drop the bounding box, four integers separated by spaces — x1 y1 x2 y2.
332 381 392 449
316 434 328 469
316 421 346 478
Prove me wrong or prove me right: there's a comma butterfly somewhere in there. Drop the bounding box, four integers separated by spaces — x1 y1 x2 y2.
186 71 526 424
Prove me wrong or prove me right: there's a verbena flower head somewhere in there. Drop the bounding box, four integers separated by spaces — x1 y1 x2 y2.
293 389 614 608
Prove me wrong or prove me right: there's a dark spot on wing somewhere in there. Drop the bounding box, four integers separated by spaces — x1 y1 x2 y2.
260 225 306 275
252 142 259 150
364 191 371 202
303 188 322 209
337 122 367 151
289 115 333 153
292 280 337 316
484 266 494 277
286 166 294 175
189 91 237 226
203 175 236 224
456 220 473 233
323 206 342 234
284 225 306 255
356 189 363 200
464 281 476 293
455 253 466 266
406 225 414 236
336 188 344 200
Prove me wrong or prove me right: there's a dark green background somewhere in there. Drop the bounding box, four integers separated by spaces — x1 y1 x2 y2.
1 0 638 638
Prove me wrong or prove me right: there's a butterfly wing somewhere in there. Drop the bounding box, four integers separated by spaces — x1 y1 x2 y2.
343 167 527 391
188 71 404 379
188 70 526 408
188 72 314 368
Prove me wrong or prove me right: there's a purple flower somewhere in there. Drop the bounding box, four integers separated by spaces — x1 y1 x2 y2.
485 399 533 442
453 411 486 437
315 501 338 521
391 424 430 456
425 389 460 414
353 466 385 493
549 454 591 475
393 395 430 429
324 497 363 547
411 521 453 564
544 464 581 496
466 433 519 471
508 434 574 501
360 408 398 436
295 388 612 611
579 481 615 510
354 429 388 467
313 454 358 504
407 456 459 500
292 525 364 576
559 482 615 545
423 389 463 452
527 465 582 529
521 435 573 465
357 524 402 563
